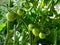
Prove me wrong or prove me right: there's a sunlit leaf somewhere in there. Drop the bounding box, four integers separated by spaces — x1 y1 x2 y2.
0 23 6 31
57 0 60 4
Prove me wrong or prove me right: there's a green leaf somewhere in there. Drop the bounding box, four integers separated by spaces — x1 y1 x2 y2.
0 23 6 31
40 0 45 9
57 0 60 4
57 30 60 41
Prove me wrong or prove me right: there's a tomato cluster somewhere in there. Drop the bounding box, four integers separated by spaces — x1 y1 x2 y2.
28 24 50 39
6 9 25 22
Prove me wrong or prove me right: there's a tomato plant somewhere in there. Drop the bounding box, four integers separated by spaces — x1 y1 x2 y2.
0 0 60 45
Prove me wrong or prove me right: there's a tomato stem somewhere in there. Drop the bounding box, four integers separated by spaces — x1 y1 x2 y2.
4 21 10 45
13 25 16 45
30 31 32 45
53 28 57 45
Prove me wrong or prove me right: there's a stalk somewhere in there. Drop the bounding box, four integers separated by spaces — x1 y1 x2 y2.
53 29 57 45
4 21 10 45
13 25 16 45
30 31 32 45
30 31 38 45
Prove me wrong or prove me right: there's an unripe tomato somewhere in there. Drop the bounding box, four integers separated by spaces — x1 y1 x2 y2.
28 24 34 31
39 32 46 39
32 28 39 36
6 12 16 21
17 9 25 17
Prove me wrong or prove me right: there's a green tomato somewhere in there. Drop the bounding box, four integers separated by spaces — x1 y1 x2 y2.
32 28 39 36
39 32 46 39
28 24 34 31
6 12 16 21
17 9 24 17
